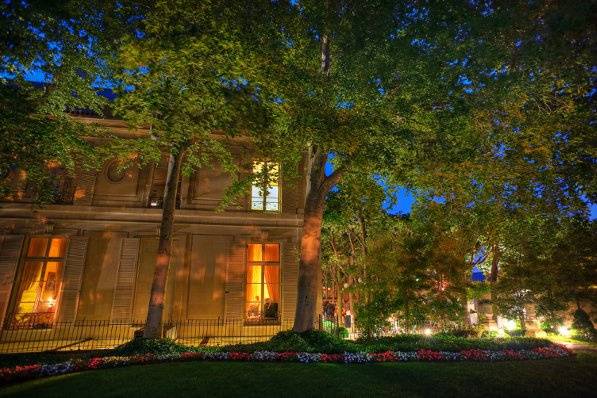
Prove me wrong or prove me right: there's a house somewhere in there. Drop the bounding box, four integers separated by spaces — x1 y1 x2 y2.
0 117 306 352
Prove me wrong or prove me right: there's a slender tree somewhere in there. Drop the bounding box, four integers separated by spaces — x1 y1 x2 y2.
113 1 273 338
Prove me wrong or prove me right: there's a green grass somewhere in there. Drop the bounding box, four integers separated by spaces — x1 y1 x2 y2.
2 353 596 398
545 334 597 348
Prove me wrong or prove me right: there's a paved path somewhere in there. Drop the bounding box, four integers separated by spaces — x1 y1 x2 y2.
560 342 597 353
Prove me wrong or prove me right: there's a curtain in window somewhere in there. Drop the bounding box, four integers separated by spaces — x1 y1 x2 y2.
14 261 43 313
263 266 279 303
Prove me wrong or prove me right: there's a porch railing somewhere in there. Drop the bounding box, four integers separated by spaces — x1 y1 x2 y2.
0 316 338 354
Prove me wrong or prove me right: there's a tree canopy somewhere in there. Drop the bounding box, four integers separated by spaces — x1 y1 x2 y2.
1 0 595 334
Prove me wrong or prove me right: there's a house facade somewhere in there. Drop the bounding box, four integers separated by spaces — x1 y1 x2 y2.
0 117 306 351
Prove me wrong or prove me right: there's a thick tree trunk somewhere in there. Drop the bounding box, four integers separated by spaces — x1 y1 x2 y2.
293 197 325 332
143 149 183 338
293 147 342 332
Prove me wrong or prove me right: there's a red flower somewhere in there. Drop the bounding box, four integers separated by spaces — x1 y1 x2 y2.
460 349 488 361
87 358 104 369
503 349 522 360
416 349 444 361
373 351 397 362
320 353 343 362
181 352 203 361
277 352 297 361
229 352 251 361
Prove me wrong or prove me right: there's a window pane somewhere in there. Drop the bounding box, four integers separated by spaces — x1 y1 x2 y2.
264 244 279 262
39 261 62 312
251 185 264 210
246 301 261 320
246 264 262 284
247 244 262 262
27 237 48 257
245 284 262 306
265 186 279 211
252 161 264 174
47 238 66 258
263 290 279 319
263 266 279 285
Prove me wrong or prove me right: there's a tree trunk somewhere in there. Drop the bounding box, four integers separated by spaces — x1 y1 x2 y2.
292 145 342 331
488 244 500 283
143 149 183 338
293 180 326 331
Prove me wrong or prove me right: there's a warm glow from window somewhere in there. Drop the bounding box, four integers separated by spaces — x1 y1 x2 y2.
251 161 280 211
246 243 280 322
10 237 66 329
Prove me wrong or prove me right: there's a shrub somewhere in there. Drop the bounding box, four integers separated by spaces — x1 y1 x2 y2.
480 330 498 339
354 334 551 352
268 331 312 352
299 330 352 353
505 329 525 337
572 308 597 342
114 338 192 356
436 328 478 338
336 326 349 339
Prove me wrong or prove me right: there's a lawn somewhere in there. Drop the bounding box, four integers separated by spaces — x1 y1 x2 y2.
1 352 595 398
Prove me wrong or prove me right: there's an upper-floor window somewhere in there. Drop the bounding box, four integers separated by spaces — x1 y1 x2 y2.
245 243 280 323
251 161 280 212
8 237 67 329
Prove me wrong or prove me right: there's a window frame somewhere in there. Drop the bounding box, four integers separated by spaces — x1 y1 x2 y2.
244 242 281 325
6 236 68 329
250 161 282 213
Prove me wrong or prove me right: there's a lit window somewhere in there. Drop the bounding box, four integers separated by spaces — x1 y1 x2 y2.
251 161 280 211
245 243 280 322
9 237 66 329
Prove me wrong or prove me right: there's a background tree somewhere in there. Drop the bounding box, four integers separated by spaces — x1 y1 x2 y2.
492 216 596 332
1 1 143 199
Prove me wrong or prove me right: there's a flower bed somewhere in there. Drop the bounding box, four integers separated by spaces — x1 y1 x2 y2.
0 345 572 385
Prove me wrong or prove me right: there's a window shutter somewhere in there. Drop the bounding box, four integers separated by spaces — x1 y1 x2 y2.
110 238 140 323
224 241 245 320
0 235 24 326
281 242 298 322
73 170 96 206
57 236 88 323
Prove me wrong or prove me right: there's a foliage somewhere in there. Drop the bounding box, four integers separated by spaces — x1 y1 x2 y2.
352 203 475 335
113 338 193 356
492 217 596 327
0 0 142 200
225 330 555 354
572 308 597 342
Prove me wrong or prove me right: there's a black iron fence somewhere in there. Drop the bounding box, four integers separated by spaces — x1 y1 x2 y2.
0 316 340 354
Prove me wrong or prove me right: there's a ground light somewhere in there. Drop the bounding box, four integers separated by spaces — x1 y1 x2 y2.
558 325 571 337
504 319 517 331
423 328 433 336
